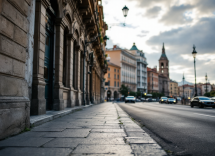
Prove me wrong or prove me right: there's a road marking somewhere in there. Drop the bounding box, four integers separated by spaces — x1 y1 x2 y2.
194 113 215 118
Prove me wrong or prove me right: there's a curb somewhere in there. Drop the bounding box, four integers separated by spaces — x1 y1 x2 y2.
114 103 168 156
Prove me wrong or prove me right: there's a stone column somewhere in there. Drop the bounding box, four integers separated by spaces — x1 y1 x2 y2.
67 34 75 107
53 18 65 111
31 0 50 115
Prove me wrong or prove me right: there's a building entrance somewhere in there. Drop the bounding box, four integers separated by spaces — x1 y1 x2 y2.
44 11 55 110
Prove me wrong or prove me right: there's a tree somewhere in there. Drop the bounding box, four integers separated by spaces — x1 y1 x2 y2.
204 92 210 97
119 84 129 97
210 90 215 97
129 91 136 96
136 91 141 97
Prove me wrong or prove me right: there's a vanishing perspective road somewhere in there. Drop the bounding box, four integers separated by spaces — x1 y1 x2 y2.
118 102 215 156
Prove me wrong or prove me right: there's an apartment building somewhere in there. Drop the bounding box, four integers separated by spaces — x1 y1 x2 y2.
147 67 159 93
129 43 148 93
105 45 137 92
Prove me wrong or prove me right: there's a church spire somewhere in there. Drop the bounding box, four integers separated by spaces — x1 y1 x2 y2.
162 42 165 53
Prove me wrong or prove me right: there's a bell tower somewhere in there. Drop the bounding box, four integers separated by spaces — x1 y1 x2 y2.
159 43 169 78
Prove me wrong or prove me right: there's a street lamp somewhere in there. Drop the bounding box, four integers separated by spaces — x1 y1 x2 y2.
192 45 197 97
122 5 129 26
182 73 185 98
205 73 208 94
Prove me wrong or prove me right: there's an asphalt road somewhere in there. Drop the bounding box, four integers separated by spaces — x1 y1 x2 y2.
118 102 215 156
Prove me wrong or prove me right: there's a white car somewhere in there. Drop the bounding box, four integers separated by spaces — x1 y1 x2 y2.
125 96 136 103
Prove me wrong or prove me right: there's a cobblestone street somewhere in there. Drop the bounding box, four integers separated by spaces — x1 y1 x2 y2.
0 102 166 156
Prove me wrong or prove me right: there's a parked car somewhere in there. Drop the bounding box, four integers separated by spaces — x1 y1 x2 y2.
210 97 215 101
136 99 141 102
125 96 136 103
140 98 145 101
166 98 176 104
159 97 168 103
152 99 156 102
146 98 152 102
190 96 215 108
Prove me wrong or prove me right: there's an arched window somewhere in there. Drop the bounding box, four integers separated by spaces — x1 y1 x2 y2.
161 62 164 68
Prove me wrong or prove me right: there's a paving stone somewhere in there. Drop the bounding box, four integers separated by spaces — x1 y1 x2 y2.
43 129 91 138
125 128 145 132
32 128 65 132
125 137 156 144
43 138 85 148
91 129 124 133
131 144 167 156
0 147 72 156
70 154 134 156
0 137 53 147
126 132 149 137
72 145 133 154
83 138 125 144
83 125 120 129
87 133 127 138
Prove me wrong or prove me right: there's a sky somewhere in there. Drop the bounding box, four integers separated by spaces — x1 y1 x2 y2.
102 0 215 84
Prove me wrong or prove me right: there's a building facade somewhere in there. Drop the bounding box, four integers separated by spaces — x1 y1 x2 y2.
147 67 159 93
129 43 147 93
106 45 137 92
0 0 108 139
104 62 121 100
158 43 169 96
169 80 179 97
201 83 212 95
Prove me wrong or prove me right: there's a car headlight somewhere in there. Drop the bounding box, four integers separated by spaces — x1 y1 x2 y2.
161 100 163 101
174 101 176 102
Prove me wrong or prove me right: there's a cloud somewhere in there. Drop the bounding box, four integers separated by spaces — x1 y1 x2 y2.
128 0 172 8
147 17 215 54
137 34 146 37
160 5 193 25
195 0 215 15
144 6 162 18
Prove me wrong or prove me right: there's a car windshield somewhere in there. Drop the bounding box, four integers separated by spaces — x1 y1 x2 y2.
161 97 167 99
199 97 210 100
127 97 134 98
168 98 174 100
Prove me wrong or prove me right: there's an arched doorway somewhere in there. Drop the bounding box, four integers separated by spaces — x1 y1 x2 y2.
107 90 111 101
114 91 118 100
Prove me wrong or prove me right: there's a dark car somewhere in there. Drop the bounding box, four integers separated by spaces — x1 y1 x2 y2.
159 97 168 103
190 96 215 108
166 98 176 104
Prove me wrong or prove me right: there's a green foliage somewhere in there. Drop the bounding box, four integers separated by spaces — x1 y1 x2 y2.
148 92 164 98
100 37 103 43
119 84 129 97
210 90 215 97
136 91 141 97
204 92 211 97
129 91 136 96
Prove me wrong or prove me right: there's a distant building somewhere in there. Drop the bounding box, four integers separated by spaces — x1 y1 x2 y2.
158 43 169 96
104 62 121 100
129 43 148 93
201 83 212 95
179 84 201 98
169 80 179 97
105 45 137 93
147 67 159 93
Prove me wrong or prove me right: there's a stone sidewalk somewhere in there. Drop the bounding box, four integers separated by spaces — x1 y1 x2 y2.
0 102 167 156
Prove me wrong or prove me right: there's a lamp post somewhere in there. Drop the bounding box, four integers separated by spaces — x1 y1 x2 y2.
192 45 197 97
152 73 153 93
205 73 208 94
122 5 129 26
183 73 185 98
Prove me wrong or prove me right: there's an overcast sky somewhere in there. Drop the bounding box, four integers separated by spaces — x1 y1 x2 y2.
103 0 215 84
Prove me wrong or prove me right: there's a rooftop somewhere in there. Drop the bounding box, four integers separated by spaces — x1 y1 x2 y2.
130 43 139 51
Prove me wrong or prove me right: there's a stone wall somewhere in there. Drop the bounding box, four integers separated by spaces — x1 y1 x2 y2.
0 0 33 139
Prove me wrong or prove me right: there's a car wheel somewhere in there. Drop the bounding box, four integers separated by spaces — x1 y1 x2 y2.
191 104 193 108
199 103 204 108
212 106 215 108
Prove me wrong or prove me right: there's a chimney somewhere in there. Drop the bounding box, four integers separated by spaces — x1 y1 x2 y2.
113 45 117 50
